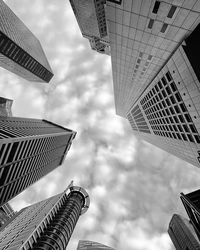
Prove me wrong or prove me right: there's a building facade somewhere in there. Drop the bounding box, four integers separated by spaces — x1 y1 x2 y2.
70 0 200 167
168 214 200 249
0 97 13 117
77 240 115 250
69 0 110 55
0 116 76 206
0 182 90 250
0 0 53 82
0 203 15 228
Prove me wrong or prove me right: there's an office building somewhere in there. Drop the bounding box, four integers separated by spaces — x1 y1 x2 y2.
107 1 200 167
70 0 200 167
0 97 13 117
0 181 90 250
69 0 110 55
168 214 200 249
0 203 15 228
77 240 115 250
0 0 53 82
180 189 200 240
0 116 76 206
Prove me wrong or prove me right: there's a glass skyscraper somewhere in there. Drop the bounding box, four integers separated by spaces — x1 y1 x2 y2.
0 116 76 206
0 0 53 82
0 182 90 250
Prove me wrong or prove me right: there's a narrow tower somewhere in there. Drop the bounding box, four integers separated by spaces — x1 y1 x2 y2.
0 116 76 206
0 0 53 82
0 182 90 250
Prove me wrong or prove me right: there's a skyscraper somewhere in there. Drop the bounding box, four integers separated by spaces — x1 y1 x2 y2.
0 203 15 228
0 97 13 117
69 0 110 55
168 214 200 249
0 181 90 250
77 240 115 250
180 189 200 240
0 116 76 206
70 0 200 167
0 0 53 82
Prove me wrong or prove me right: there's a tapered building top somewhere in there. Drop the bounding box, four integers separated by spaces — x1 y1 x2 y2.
0 181 90 250
168 214 200 250
0 0 53 82
69 0 110 55
77 240 115 250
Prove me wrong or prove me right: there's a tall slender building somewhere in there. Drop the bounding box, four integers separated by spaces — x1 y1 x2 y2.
70 0 200 167
0 116 76 206
77 240 115 250
0 181 90 250
0 97 13 117
0 0 53 82
168 214 200 249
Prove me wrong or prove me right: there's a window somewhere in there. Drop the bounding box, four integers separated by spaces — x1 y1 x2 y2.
148 19 154 29
167 5 177 18
152 1 160 14
161 23 168 33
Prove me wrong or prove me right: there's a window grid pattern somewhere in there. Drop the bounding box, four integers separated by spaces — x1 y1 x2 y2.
127 113 138 131
0 193 67 250
130 105 150 134
140 71 200 144
0 117 69 139
94 0 107 38
0 134 71 206
0 31 53 82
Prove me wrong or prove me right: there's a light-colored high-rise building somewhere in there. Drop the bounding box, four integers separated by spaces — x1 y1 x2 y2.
77 240 115 250
0 0 53 82
0 182 90 250
0 97 13 117
168 214 200 250
0 116 76 206
69 0 110 55
70 0 200 167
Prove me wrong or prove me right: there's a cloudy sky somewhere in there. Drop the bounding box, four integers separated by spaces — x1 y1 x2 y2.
1 0 200 249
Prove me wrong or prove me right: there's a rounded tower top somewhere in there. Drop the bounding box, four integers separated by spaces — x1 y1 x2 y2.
69 185 90 215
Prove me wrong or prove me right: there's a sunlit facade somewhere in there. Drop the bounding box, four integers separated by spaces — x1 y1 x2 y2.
0 182 90 250
77 240 115 250
0 116 76 206
0 0 53 82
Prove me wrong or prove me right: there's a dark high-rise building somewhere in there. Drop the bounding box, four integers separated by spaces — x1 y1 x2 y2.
168 214 200 249
180 189 200 241
0 182 90 250
0 97 13 117
77 240 115 250
0 116 76 206
70 0 200 167
0 0 53 82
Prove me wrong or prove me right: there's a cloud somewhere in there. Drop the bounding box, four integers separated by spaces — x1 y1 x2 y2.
3 1 200 250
